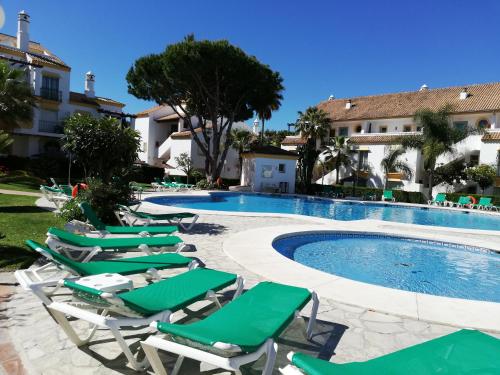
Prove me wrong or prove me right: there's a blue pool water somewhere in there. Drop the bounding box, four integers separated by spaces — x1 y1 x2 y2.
147 193 500 231
273 232 500 302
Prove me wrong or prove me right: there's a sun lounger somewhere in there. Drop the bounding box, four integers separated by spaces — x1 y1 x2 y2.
78 202 178 237
141 281 319 375
427 192 447 206
40 185 71 209
451 195 472 208
279 329 500 375
46 268 243 371
46 227 187 261
470 197 498 211
14 240 198 303
381 190 395 202
115 204 200 231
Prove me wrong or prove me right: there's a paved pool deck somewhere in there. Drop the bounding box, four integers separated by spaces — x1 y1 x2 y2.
0 191 498 374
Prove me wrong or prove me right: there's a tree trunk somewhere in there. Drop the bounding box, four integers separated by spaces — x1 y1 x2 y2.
335 158 340 184
238 155 243 181
260 118 265 144
428 169 434 198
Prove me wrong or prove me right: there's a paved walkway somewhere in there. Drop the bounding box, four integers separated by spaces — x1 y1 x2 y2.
0 189 41 197
4 210 498 375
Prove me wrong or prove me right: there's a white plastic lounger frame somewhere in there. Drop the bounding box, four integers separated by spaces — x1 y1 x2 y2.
115 208 200 232
278 352 306 375
40 186 70 210
45 232 188 262
64 219 170 238
141 291 319 375
46 276 244 371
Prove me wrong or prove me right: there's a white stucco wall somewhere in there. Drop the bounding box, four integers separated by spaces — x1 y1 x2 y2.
241 156 296 193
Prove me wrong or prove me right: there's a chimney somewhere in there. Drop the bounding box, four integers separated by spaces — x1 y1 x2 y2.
252 117 260 134
328 94 334 101
85 71 95 98
459 87 468 100
419 84 429 91
345 99 352 109
17 10 30 51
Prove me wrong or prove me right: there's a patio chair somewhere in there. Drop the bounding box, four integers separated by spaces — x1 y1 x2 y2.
78 202 178 237
381 190 395 202
141 281 319 375
115 204 200 231
279 329 500 375
46 227 187 262
14 240 198 304
427 193 447 206
470 197 498 211
451 196 472 208
46 268 243 371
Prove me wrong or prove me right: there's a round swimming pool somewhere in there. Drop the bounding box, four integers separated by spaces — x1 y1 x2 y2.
273 232 500 302
146 192 500 231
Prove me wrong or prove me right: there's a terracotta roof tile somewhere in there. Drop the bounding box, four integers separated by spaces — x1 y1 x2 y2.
348 134 402 144
70 92 124 109
136 105 164 117
482 131 500 142
318 82 500 122
242 145 298 157
281 136 307 145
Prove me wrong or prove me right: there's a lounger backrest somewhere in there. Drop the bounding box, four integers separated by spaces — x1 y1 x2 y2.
25 240 84 274
79 202 106 230
435 193 446 202
478 197 492 205
47 227 93 247
458 196 471 205
383 190 393 198
59 185 73 197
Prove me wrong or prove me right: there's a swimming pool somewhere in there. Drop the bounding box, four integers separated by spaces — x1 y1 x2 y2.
273 232 500 302
147 193 500 231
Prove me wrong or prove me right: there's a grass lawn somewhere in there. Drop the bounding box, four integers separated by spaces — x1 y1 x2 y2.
0 175 44 193
0 193 64 271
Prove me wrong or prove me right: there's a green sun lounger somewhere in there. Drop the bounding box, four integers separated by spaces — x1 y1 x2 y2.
46 227 186 261
116 204 200 231
427 192 447 206
452 195 472 208
381 190 395 202
280 329 500 375
141 281 319 375
470 197 498 211
79 202 178 236
46 268 243 371
14 239 197 304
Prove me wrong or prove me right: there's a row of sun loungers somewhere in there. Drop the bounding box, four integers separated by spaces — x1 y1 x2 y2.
428 193 499 210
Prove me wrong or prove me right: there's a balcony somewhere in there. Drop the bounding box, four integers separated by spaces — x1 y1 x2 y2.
39 120 64 134
387 172 404 181
40 87 62 102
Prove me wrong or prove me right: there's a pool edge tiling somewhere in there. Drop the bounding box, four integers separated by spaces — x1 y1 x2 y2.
223 224 500 332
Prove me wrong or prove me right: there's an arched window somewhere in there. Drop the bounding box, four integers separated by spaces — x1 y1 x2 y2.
477 119 490 130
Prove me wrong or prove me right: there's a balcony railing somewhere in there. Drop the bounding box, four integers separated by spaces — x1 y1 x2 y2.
40 87 62 102
39 120 64 134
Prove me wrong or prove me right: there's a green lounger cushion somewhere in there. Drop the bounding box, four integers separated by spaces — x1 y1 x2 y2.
132 211 196 220
291 330 500 375
64 268 237 316
41 185 61 193
156 281 312 352
383 190 393 199
26 240 192 276
80 202 178 234
433 193 446 203
47 227 182 250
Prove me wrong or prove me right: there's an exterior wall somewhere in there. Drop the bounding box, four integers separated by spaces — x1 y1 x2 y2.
242 156 297 193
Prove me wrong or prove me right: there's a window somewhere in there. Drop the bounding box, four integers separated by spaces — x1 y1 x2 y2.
41 76 60 101
278 163 286 173
453 121 468 132
477 119 490 130
338 127 348 136
142 142 148 152
403 125 412 132
359 151 369 171
469 154 479 166
330 128 336 137
379 126 387 133
262 165 273 178
355 125 363 133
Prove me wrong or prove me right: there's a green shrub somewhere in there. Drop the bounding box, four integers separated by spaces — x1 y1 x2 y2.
126 164 164 183
312 184 425 204
58 197 86 223
196 179 212 190
444 193 500 206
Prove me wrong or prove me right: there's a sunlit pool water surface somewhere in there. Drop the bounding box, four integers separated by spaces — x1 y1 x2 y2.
273 232 500 302
146 193 500 231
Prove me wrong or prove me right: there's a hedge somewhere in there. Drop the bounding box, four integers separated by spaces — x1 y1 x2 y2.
444 193 500 206
312 184 425 204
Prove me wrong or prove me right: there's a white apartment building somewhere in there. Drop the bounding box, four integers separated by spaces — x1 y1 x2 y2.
0 10 126 157
134 104 251 179
282 83 500 196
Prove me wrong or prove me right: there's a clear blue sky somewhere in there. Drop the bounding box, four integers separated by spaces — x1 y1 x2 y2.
1 0 499 129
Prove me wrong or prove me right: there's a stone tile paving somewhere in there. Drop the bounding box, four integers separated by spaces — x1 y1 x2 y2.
1 213 498 374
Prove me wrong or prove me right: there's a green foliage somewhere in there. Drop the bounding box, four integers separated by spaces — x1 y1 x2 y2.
62 114 140 183
58 178 132 224
313 184 425 203
444 192 500 206
318 136 352 185
0 61 36 130
262 130 294 147
229 129 254 178
196 178 212 190
466 164 497 193
399 105 474 197
380 147 413 189
0 130 13 152
126 35 284 181
174 152 195 184
126 164 164 183
434 159 468 186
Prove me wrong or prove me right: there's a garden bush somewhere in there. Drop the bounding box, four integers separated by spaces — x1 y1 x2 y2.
312 184 425 204
126 164 164 183
444 192 500 206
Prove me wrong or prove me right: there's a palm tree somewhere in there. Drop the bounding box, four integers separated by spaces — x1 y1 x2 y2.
254 71 283 144
323 136 351 184
229 129 253 179
399 105 474 197
295 107 332 192
380 147 414 189
0 61 36 130
0 130 13 152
